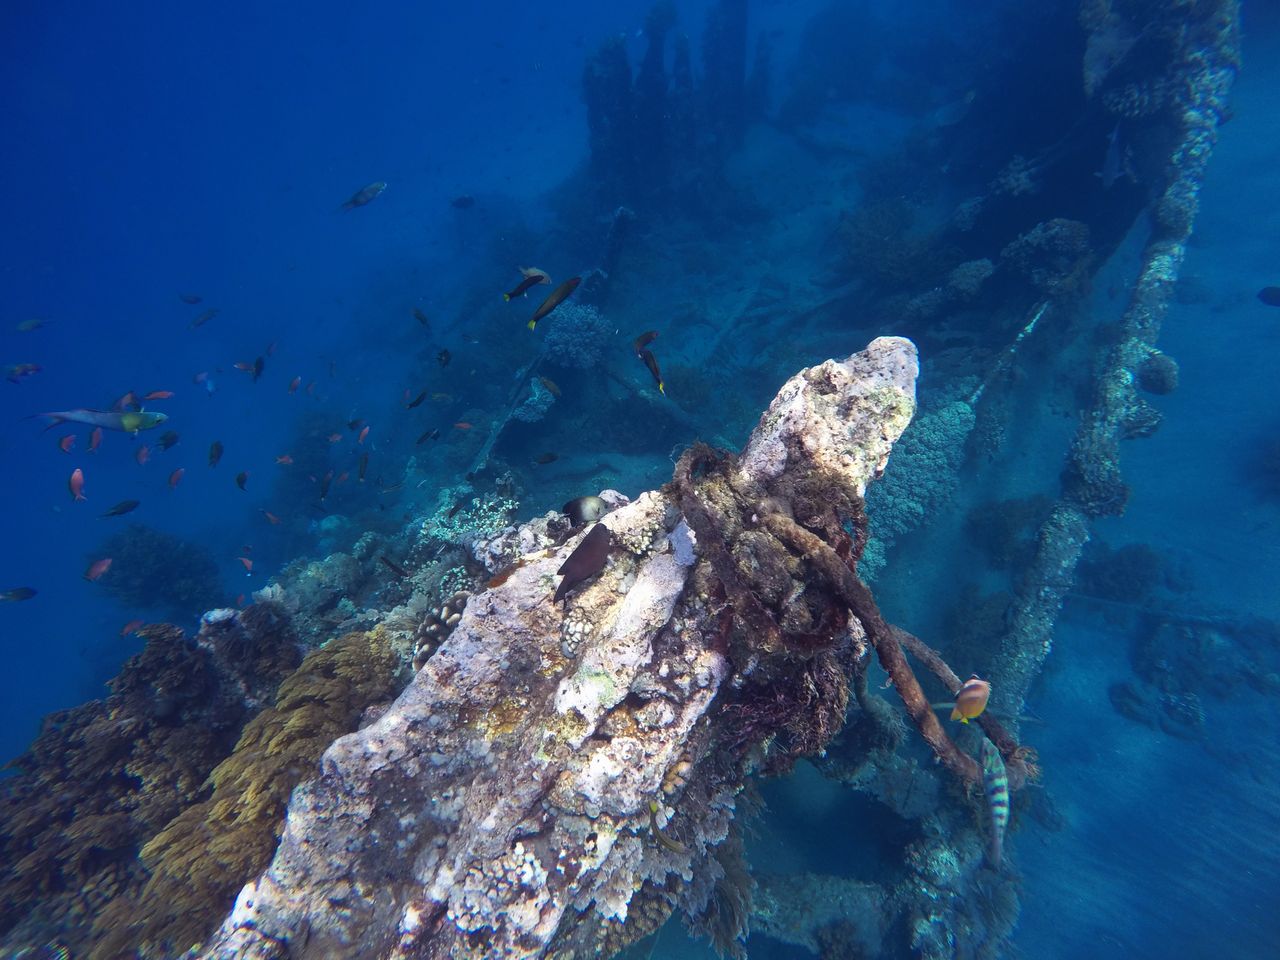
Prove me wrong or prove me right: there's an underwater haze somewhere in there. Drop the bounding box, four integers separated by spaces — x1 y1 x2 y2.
1 1 1278 959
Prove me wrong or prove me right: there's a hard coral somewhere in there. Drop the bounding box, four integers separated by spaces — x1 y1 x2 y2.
91 627 403 959
0 609 300 957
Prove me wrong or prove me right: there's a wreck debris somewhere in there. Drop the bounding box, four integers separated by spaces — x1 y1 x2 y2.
196 337 970 960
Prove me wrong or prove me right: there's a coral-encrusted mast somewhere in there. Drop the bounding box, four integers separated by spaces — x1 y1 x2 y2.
201 338 1014 960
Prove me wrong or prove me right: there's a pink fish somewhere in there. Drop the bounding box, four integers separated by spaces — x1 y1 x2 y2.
69 468 86 501
288 376 301 394
120 618 145 636
135 445 150 466
142 390 174 400
237 556 253 575
58 435 75 454
358 425 370 445
168 467 185 489
84 557 112 581
89 428 103 452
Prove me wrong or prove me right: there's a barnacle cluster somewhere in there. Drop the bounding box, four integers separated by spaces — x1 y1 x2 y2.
412 591 470 670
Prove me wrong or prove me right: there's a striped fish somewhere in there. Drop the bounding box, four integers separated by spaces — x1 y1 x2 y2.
981 737 1009 868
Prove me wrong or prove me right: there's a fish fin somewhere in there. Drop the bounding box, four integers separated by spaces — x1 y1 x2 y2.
950 705 964 721
527 319 537 331
658 382 665 395
503 293 512 302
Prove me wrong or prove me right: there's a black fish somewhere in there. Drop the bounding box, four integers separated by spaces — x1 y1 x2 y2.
208 441 224 467
638 348 665 395
1258 286 1280 307
633 330 658 353
1 586 37 602
413 308 431 327
100 499 140 518
527 277 581 331
180 293 203 305
320 470 333 501
358 452 369 482
504 274 543 302
535 453 558 465
416 428 440 444
406 390 428 409
563 495 606 525
236 471 249 491
348 419 366 431
451 194 475 209
252 356 265 382
437 349 451 367
554 522 612 603
157 430 180 451
379 555 411 578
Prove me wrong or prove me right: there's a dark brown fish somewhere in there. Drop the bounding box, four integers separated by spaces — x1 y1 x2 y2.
413 308 431 327
1258 286 1280 307
554 523 612 603
633 330 658 353
538 376 561 397
379 555 411 578
341 181 387 211
437 349 451 367
535 453 558 465
157 430 180 451
190 308 218 329
209 440 224 467
638 348 665 395
320 469 333 501
252 356 265 382
504 274 543 302
0 587 37 602
416 428 441 444
406 390 428 409
451 194 475 209
100 499 140 518
235 471 249 491
527 277 581 331
180 293 203 305
347 419 366 431
358 452 369 482
563 495 606 526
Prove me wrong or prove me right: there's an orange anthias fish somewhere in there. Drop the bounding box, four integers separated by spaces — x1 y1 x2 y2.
69 468 86 502
289 376 301 394
120 618 145 637
950 675 992 724
260 509 282 525
135 445 150 466
169 468 185 489
454 421 473 431
237 556 253 575
142 390 174 401
276 454 294 465
84 557 112 581
358 425 370 445
58 435 75 453
89 427 103 452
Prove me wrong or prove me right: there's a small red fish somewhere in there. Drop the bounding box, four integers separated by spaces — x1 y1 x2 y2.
358 425 370 445
58 435 75 453
234 361 253 373
328 433 342 443
135 445 150 466
454 422 473 431
89 427 103 452
236 593 246 607
112 391 138 412
142 390 174 400
69 468 86 501
288 376 301 394
305 381 316 395
237 556 253 574
275 454 294 465
336 471 349 484
261 509 282 525
84 557 112 581
169 467 185 489
120 618 145 637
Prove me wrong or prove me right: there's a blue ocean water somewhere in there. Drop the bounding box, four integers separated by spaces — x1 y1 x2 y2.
2 2 1277 959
